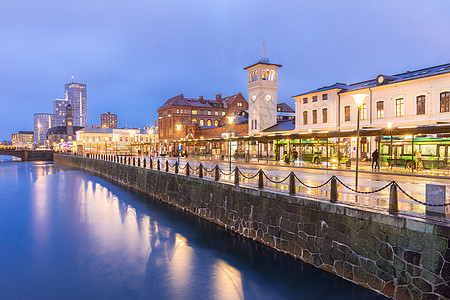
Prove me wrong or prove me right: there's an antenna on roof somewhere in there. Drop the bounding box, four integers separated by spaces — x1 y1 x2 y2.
261 38 269 63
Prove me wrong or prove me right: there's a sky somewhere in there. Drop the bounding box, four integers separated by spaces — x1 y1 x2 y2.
1 0 450 140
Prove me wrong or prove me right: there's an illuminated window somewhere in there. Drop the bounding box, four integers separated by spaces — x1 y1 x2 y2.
360 103 367 120
208 111 211 115
249 70 258 82
222 112 225 116
322 108 327 123
303 111 308 125
214 120 218 126
199 119 204 126
176 109 179 114
395 98 404 117
261 69 274 81
237 102 242 107
192 119 197 123
344 106 350 121
207 119 212 126
312 110 318 124
417 95 425 115
192 110 198 115
215 111 218 116
440 92 449 113
377 101 384 119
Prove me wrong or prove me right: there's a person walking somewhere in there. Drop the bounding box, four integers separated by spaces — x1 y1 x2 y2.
372 149 379 171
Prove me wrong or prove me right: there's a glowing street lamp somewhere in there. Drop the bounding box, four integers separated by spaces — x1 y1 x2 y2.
351 94 367 196
175 124 183 164
226 115 236 172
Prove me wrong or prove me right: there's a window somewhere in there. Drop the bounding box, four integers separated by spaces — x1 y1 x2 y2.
395 98 405 117
303 111 308 125
199 120 204 126
322 94 328 100
277 107 281 112
192 118 197 123
312 110 318 124
207 119 212 126
237 102 242 107
417 95 425 115
262 69 274 81
208 111 211 115
249 70 258 82
360 103 367 120
303 97 308 104
215 111 218 115
214 120 218 126
440 92 450 113
125 137 129 142
377 101 384 119
251 120 254 130
313 96 318 102
180 118 184 124
200 110 204 115
109 137 112 142
176 109 179 114
221 112 225 116
120 137 123 142
192 110 198 115
344 106 350 121
255 119 257 129
322 108 328 123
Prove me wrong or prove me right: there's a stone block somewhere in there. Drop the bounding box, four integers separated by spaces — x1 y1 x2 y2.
404 250 421 266
421 249 444 273
426 184 449 217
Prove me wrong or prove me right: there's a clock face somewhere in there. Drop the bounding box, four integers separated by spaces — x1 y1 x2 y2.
377 76 384 84
265 94 272 102
251 94 257 102
68 121 72 126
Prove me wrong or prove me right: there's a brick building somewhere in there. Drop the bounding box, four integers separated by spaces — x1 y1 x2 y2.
157 93 248 143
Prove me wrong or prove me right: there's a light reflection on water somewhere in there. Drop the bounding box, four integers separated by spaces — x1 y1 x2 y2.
0 162 385 299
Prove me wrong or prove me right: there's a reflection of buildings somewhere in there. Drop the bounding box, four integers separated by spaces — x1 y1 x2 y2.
12 131 34 149
65 82 87 127
33 113 54 146
76 127 158 155
101 112 117 128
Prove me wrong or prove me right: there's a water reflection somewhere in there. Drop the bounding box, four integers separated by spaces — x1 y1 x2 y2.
0 162 385 299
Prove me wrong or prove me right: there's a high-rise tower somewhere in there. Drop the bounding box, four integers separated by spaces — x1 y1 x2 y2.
65 82 87 127
53 98 69 127
244 59 282 134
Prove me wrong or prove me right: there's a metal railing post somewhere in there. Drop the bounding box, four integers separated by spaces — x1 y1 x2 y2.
133 158 135 166
149 158 153 169
137 158 140 167
234 167 239 185
199 163 203 178
175 161 179 174
330 176 338 203
143 159 146 168
258 170 264 189
389 183 398 214
289 172 296 195
165 161 169 172
186 162 190 176
157 160 160 170
214 165 220 181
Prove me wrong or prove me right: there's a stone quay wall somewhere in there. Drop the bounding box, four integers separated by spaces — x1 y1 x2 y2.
54 154 449 300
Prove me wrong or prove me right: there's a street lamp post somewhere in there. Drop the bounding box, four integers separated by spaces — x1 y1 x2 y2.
352 94 367 196
226 115 236 173
175 124 182 165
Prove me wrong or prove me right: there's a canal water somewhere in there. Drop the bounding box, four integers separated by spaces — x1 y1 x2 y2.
0 160 385 299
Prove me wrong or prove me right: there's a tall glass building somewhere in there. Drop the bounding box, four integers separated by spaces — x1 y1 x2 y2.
53 98 69 127
33 113 54 145
65 82 87 127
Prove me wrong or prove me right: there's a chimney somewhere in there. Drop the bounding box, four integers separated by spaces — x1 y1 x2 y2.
216 94 222 102
199 96 204 100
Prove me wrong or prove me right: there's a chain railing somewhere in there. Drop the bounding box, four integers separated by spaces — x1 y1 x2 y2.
72 153 450 216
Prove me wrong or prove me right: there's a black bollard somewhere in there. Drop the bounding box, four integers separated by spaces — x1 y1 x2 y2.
234 167 239 185
289 172 296 195
258 170 264 189
214 165 220 181
186 162 190 176
389 183 398 214
330 176 338 203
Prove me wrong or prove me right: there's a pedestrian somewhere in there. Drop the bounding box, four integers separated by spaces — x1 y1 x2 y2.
415 151 422 170
372 149 379 171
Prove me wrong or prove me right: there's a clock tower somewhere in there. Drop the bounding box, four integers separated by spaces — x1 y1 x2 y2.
66 104 74 140
244 59 282 134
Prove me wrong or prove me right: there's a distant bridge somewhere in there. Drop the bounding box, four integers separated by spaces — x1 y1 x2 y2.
0 149 53 161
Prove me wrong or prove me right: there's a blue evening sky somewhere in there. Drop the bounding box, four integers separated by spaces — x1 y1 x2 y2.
1 0 449 139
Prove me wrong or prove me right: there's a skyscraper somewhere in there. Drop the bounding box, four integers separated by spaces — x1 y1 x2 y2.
33 113 54 145
53 98 69 127
101 112 117 128
65 82 87 127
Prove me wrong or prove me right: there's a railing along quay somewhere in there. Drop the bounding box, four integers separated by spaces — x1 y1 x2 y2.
70 153 450 219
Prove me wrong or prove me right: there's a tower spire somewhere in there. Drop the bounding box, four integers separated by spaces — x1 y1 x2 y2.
71 75 74 83
262 38 265 58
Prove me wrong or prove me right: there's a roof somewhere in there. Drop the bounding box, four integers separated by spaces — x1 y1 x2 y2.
262 120 295 133
294 63 450 97
47 126 83 135
158 93 244 111
18 131 33 134
277 102 294 112
277 111 295 117
244 60 283 70
293 83 349 97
